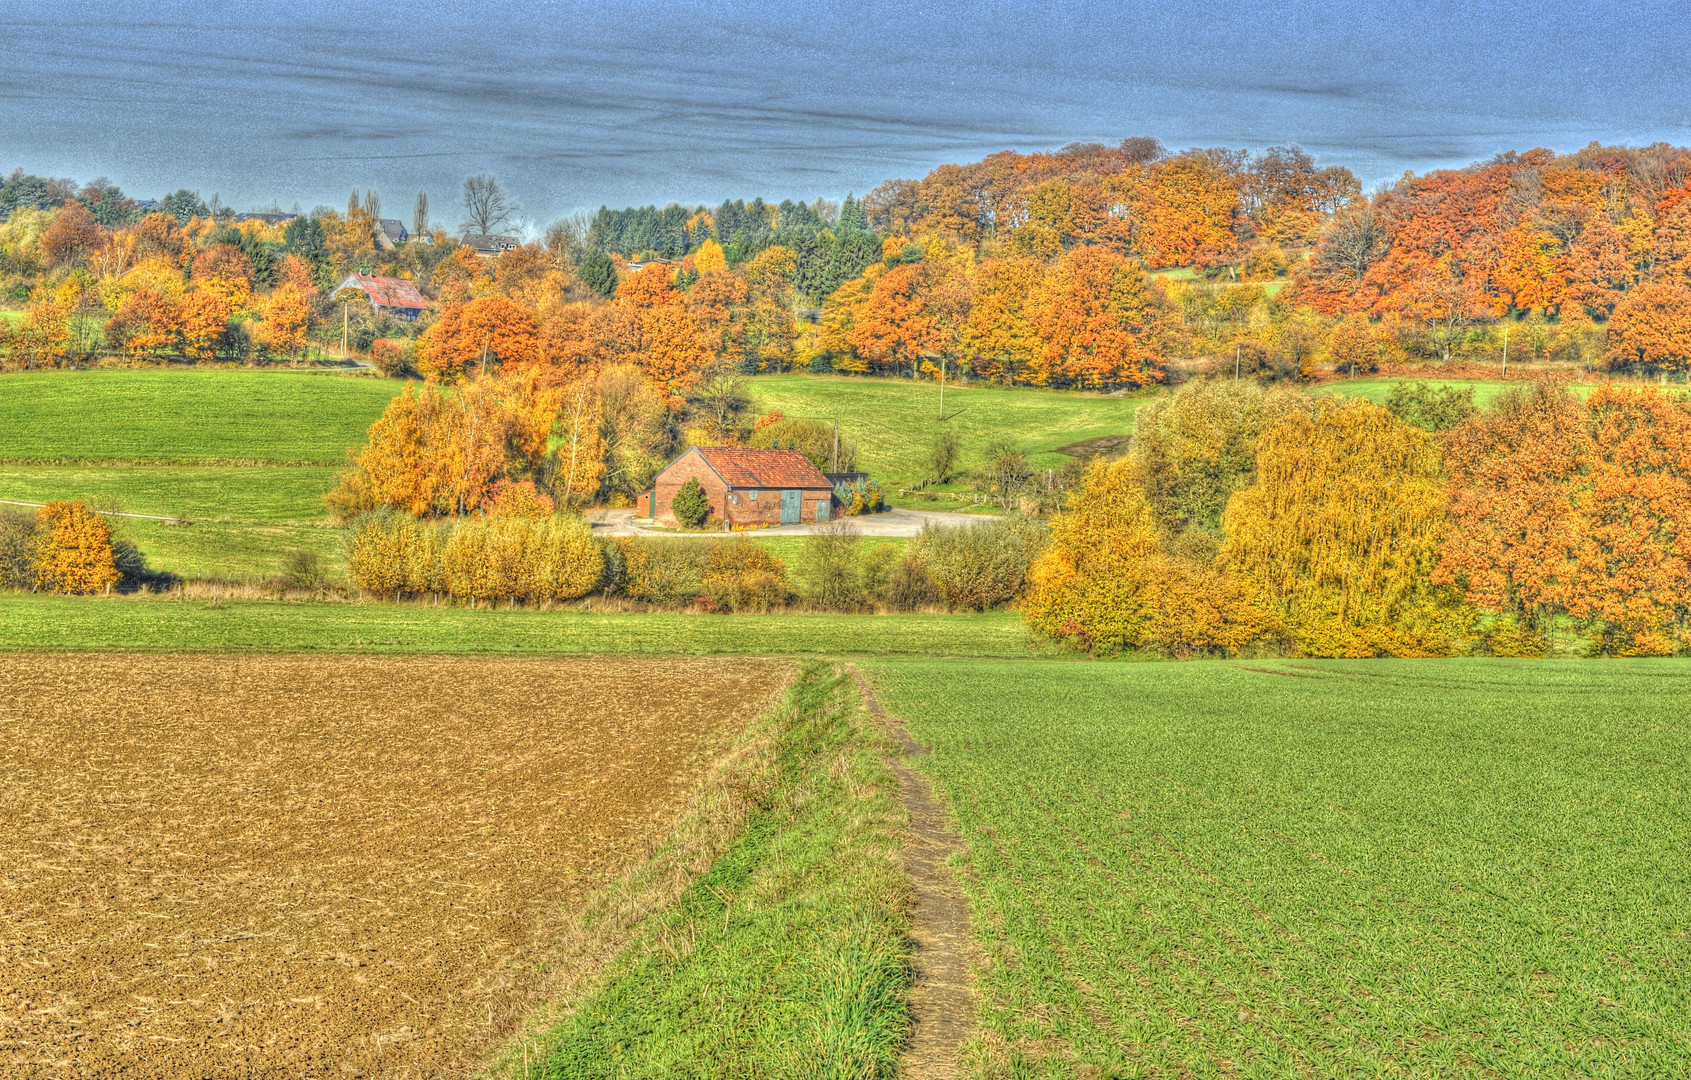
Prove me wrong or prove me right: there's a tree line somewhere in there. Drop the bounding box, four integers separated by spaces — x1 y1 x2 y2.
5 138 1690 386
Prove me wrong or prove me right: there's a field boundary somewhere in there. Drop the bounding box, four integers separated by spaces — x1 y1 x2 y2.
850 664 978 1079
476 661 834 1076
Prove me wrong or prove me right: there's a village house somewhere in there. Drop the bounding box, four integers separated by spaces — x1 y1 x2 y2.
460 232 521 256
334 273 428 320
636 447 836 527
376 219 409 248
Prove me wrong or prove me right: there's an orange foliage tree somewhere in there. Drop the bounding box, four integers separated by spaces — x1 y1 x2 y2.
417 295 540 381
1606 282 1691 373
33 501 121 594
1028 246 1163 388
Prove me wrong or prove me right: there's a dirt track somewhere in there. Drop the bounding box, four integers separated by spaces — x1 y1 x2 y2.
0 654 792 1079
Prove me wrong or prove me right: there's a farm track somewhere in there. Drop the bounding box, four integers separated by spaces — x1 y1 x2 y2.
849 665 975 1079
0 653 793 1079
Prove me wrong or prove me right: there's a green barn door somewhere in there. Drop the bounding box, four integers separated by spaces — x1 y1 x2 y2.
781 489 800 523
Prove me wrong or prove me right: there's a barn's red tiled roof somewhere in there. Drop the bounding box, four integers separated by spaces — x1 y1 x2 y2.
695 447 832 489
344 273 427 310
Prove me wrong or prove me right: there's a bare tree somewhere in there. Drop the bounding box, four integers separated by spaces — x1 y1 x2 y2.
413 189 429 237
363 188 381 222
543 211 593 267
461 175 520 236
1318 203 1386 282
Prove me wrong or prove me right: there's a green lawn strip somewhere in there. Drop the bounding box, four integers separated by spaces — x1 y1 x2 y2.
0 464 340 521
113 518 345 582
866 657 1691 1078
0 368 398 463
491 663 910 1079
0 594 1037 657
745 373 1148 493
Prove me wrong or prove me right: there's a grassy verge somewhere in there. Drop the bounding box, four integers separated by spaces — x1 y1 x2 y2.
485 663 910 1079
0 593 1038 657
867 657 1691 1077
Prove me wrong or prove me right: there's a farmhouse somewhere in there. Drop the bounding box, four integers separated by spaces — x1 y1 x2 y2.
335 273 428 320
637 447 835 527
461 233 521 256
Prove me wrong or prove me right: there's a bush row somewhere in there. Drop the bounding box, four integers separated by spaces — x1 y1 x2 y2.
345 512 1050 612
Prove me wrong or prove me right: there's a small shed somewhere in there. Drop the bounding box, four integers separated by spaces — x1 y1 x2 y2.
645 447 835 527
335 273 428 320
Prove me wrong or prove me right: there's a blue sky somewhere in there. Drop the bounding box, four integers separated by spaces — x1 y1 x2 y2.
1 0 1687 225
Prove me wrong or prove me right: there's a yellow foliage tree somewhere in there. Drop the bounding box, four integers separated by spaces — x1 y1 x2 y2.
33 501 121 594
1221 397 1468 657
1022 457 1273 654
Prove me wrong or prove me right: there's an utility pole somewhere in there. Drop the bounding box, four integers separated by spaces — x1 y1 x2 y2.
938 354 947 421
1234 343 1240 381
342 303 349 357
832 419 840 474
1501 324 1508 378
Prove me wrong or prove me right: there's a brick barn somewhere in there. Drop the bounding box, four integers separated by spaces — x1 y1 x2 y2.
637 447 836 527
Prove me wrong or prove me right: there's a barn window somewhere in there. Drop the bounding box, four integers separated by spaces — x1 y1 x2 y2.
749 489 758 501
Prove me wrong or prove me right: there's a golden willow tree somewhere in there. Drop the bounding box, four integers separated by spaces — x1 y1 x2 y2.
1221 397 1470 657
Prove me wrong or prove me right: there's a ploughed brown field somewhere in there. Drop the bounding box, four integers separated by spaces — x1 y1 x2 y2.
0 654 794 1079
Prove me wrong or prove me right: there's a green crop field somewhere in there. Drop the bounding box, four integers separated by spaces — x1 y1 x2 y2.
746 373 1150 500
0 370 397 579
0 368 399 463
0 593 1037 657
865 657 1691 1077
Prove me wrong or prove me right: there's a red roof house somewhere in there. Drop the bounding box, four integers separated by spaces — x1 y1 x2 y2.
337 273 428 320
642 447 835 527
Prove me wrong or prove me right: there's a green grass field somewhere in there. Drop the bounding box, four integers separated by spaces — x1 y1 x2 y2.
866 658 1691 1077
0 369 398 579
747 373 1150 501
0 368 398 463
0 593 1036 657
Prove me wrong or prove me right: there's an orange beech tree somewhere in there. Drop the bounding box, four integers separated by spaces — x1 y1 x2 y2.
1028 245 1163 388
1606 282 1691 372
1439 382 1691 655
417 295 540 381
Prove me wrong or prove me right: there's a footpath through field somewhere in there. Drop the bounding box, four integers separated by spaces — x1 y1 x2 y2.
850 665 977 1079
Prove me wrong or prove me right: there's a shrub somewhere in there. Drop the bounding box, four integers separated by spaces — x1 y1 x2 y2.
0 509 38 589
796 522 871 610
347 512 600 605
874 546 936 611
281 549 327 592
835 478 885 515
371 337 414 377
346 511 416 598
33 501 121 594
700 538 789 612
672 477 712 528
912 514 1049 611
616 537 707 606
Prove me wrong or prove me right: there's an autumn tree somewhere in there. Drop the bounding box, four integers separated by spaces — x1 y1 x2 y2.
1606 282 1691 373
250 285 311 358
33 501 121 594
1028 245 1163 388
1223 397 1468 656
417 295 540 381
40 202 103 268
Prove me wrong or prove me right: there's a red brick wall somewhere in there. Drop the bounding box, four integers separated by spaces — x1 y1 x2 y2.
723 487 834 525
652 451 729 525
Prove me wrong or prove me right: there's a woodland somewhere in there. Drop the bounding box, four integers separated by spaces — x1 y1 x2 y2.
7 138 1691 657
